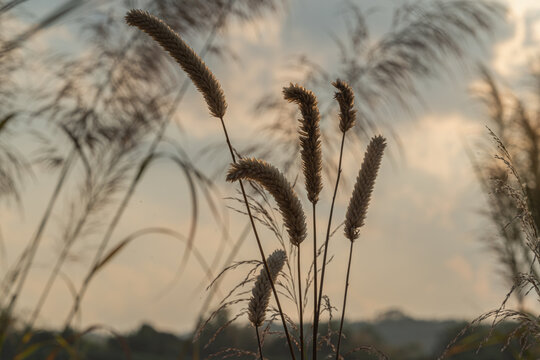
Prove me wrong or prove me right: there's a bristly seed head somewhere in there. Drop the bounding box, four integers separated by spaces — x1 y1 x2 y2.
344 136 386 241
227 158 307 246
248 249 286 327
332 79 356 133
125 9 227 119
283 83 323 204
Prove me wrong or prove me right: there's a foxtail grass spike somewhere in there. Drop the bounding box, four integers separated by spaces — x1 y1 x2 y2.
227 158 307 246
125 9 227 118
333 79 356 133
344 136 386 241
248 249 287 327
283 83 323 204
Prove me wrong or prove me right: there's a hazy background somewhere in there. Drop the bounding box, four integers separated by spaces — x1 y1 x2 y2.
1 0 540 336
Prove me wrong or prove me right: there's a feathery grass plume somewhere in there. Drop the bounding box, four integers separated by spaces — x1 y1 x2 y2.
283 83 323 204
344 135 386 241
332 79 356 133
125 9 227 118
248 249 286 327
227 158 307 246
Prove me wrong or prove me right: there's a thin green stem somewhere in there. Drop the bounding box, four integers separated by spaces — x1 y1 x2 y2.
297 244 304 360
336 241 354 360
312 202 318 360
255 326 264 360
315 131 346 347
219 116 296 360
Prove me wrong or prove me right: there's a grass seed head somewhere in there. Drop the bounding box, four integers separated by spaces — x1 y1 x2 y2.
248 249 287 327
125 9 227 118
344 135 386 241
227 158 307 246
283 83 323 204
332 79 356 133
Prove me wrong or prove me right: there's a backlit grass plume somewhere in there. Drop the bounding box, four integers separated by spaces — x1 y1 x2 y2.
344 135 386 241
333 79 356 133
125 9 227 118
227 158 307 246
248 249 286 328
283 83 323 204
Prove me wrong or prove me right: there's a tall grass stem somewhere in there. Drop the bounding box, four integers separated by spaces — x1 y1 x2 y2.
315 131 346 347
297 245 304 360
255 326 264 360
312 202 318 360
219 117 297 360
335 241 354 360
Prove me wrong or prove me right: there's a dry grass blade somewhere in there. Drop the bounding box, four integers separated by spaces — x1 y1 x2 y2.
248 249 286 327
283 83 323 204
332 79 356 133
125 9 227 119
0 0 29 15
344 135 386 241
0 0 85 56
0 113 15 133
227 158 307 246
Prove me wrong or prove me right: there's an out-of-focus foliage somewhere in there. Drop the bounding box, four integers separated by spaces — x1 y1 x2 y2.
2 310 537 360
473 60 540 308
0 0 284 353
247 0 504 179
457 59 540 358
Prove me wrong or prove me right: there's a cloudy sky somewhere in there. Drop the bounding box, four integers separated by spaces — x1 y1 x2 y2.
2 0 540 335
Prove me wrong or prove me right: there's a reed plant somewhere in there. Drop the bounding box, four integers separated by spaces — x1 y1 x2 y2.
250 1 504 181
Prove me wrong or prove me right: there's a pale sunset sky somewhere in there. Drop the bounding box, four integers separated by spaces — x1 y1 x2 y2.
1 0 540 335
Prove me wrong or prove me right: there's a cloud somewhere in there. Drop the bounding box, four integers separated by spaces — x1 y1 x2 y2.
445 255 474 283
399 113 483 184
491 1 540 77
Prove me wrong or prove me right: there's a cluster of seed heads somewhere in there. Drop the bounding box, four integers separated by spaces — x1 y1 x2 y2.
125 9 387 357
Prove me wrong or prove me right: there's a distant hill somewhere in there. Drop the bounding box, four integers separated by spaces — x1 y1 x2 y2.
352 309 462 355
2 309 536 360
